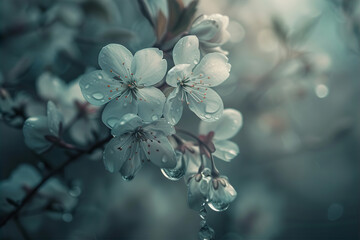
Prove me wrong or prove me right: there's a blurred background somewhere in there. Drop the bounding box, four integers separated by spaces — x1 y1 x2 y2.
0 0 359 239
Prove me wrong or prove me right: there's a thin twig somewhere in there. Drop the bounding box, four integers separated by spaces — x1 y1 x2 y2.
0 135 112 227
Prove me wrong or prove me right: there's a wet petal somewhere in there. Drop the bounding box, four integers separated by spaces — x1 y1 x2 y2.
143 136 176 169
101 93 139 128
98 44 133 78
103 135 132 173
166 64 193 87
164 87 183 125
173 35 200 66
208 177 237 211
199 108 243 140
120 143 144 180
213 140 239 162
131 48 167 86
79 70 124 106
23 116 52 154
187 87 223 122
187 175 211 211
136 87 165 122
193 53 231 87
47 101 62 137
111 114 143 136
143 118 175 137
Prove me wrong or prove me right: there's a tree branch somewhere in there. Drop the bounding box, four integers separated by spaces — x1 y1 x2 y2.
0 135 112 227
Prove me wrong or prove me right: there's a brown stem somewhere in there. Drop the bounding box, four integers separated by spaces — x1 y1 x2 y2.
0 135 112 227
175 128 219 175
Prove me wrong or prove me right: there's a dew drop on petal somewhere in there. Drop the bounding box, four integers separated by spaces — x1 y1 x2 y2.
204 114 211 119
207 201 229 212
205 101 220 114
152 115 159 121
161 156 167 163
92 92 104 100
194 59 199 65
98 75 103 80
84 84 90 89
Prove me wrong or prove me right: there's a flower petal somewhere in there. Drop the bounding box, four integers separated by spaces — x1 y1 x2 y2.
98 44 133 78
213 140 239 162
131 48 167 86
187 176 211 211
120 143 144 180
136 87 165 122
101 93 139 128
164 87 183 125
143 136 176 169
23 116 52 154
199 108 243 140
103 135 132 173
166 64 193 87
173 35 200 66
47 101 62 137
193 53 231 87
111 114 143 136
143 118 175 136
208 177 237 211
187 87 223 122
36 72 66 101
79 70 124 106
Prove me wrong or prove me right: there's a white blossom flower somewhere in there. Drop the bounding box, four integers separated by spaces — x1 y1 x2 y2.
79 44 167 128
0 164 77 215
164 35 231 124
199 108 243 162
207 176 237 212
23 101 62 154
187 168 212 211
36 72 102 146
103 113 176 180
189 14 231 55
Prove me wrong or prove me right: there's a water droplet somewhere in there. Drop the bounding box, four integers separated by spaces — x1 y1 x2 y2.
198 224 215 240
207 201 229 212
122 175 134 181
98 74 103 80
84 84 90 89
62 213 73 223
152 115 159 121
315 84 329 98
161 167 185 181
199 207 207 219
194 59 199 65
69 186 82 197
92 92 104 100
204 114 211 119
107 117 118 128
205 101 220 113
161 156 167 163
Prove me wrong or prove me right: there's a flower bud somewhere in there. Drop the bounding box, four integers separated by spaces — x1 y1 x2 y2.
190 14 230 54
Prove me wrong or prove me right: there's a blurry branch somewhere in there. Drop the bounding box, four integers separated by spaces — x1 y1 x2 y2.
0 135 112 228
14 216 31 240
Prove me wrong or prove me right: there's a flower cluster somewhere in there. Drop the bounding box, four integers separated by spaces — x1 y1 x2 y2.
1 1 240 238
